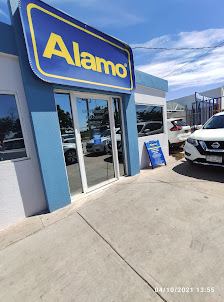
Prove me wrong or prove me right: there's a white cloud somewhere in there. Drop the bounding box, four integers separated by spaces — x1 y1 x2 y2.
133 29 224 91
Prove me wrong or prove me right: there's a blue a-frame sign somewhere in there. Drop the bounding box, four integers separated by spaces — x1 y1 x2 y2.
145 140 166 168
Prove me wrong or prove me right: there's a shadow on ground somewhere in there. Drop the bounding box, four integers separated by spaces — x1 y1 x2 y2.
169 146 185 160
85 152 105 157
173 160 224 183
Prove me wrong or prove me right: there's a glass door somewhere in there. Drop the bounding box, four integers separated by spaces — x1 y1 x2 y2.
55 90 125 196
75 97 115 188
55 93 83 196
112 98 127 177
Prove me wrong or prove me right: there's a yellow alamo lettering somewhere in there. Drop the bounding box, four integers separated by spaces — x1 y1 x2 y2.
43 33 128 79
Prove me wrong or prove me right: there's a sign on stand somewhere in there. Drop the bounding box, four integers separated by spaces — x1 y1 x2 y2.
93 128 101 144
145 140 166 169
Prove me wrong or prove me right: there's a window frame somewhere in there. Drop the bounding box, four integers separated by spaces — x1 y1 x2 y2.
0 90 29 164
136 103 164 137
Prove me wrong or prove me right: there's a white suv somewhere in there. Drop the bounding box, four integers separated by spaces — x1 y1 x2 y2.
184 112 224 167
167 118 191 147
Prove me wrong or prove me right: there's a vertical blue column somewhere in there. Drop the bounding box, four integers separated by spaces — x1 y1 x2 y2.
122 94 140 176
8 0 71 212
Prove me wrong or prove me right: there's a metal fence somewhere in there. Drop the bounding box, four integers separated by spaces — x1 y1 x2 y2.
186 96 223 126
167 96 223 127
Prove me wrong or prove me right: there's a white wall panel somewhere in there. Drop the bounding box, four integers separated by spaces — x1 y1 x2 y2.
0 53 46 229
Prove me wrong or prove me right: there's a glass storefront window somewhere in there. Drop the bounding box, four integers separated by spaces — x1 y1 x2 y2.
112 98 126 176
136 105 164 137
55 93 83 195
0 94 27 161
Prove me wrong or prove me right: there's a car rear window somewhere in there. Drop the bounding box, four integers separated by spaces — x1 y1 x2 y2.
172 120 187 127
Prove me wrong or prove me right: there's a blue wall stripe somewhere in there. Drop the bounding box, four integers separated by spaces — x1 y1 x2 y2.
0 21 17 56
122 93 140 176
9 0 71 212
135 70 168 92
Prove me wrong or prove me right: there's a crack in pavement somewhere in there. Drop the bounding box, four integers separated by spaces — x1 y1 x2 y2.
77 211 170 302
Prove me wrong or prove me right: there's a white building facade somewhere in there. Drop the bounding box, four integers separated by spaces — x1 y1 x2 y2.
169 87 224 110
0 0 168 230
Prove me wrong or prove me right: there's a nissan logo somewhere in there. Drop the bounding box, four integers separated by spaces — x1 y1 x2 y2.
211 142 220 149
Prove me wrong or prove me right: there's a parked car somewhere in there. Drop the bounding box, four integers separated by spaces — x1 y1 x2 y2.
61 133 75 140
167 118 191 147
184 112 224 167
190 124 203 133
106 132 122 155
137 121 163 137
62 136 77 165
0 138 26 161
86 128 120 154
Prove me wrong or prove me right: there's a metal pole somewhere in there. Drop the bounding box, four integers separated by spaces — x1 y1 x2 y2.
195 92 197 125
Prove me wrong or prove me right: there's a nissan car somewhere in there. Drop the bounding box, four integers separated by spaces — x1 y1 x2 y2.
167 118 191 147
184 112 224 167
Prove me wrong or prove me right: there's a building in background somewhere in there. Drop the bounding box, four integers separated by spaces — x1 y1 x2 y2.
167 102 186 122
168 87 224 126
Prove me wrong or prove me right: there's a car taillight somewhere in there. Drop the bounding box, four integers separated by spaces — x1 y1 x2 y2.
170 126 182 131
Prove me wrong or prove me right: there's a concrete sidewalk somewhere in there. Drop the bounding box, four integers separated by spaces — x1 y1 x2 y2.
0 157 224 301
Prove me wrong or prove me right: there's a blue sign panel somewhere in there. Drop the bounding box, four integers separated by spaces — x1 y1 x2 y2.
145 140 166 169
93 129 101 145
19 0 135 93
195 92 217 104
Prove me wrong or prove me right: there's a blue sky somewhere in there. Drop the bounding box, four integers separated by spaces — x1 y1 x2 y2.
1 0 224 100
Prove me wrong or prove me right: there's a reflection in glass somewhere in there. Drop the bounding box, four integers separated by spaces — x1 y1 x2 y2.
55 93 82 195
136 105 164 137
112 98 126 176
0 94 27 161
76 98 115 188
